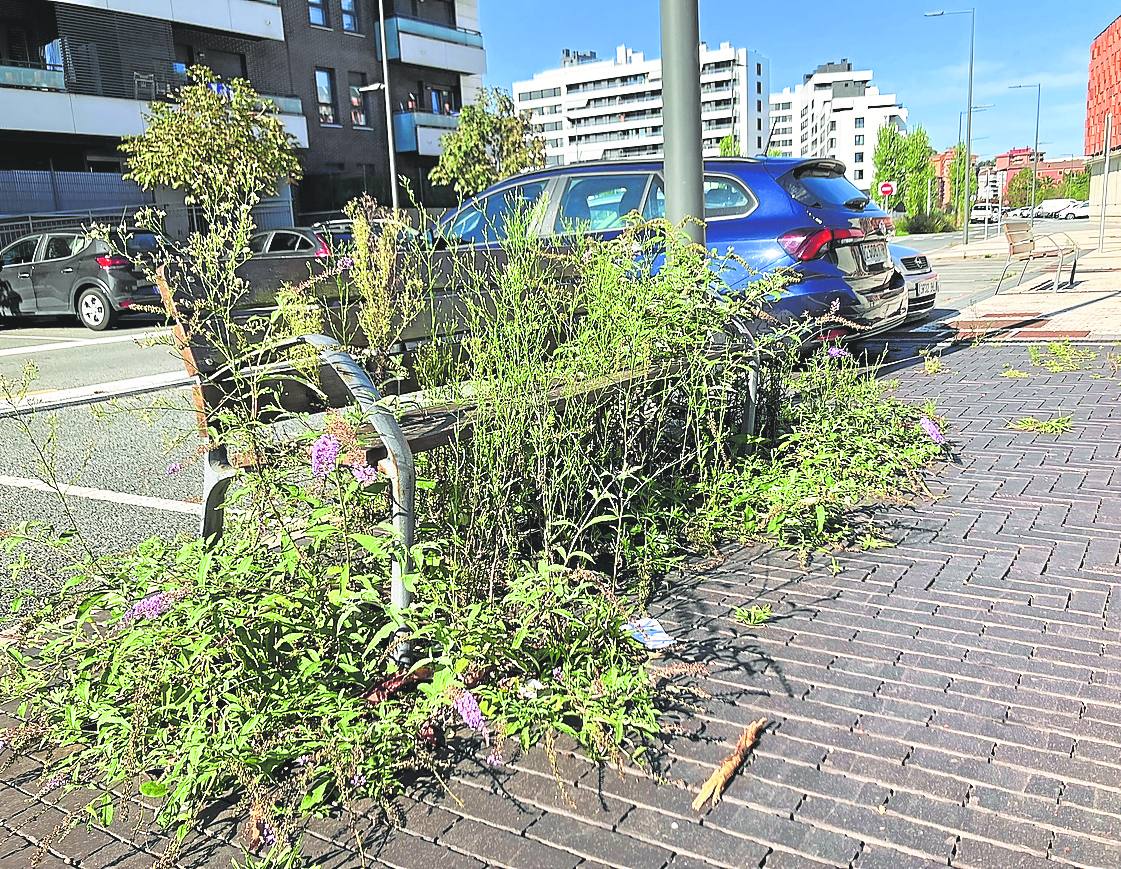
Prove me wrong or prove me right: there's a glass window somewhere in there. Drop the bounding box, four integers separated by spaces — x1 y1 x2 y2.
316 68 337 124
444 181 549 246
855 117 865 128
341 0 359 32
780 164 870 208
268 232 313 253
249 233 270 254
309 0 328 26
855 135 864 145
43 235 85 260
854 152 864 163
854 170 865 180
349 72 368 126
644 175 756 221
1 237 39 267
555 174 650 233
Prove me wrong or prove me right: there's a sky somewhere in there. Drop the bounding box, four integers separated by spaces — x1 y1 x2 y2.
479 0 1118 161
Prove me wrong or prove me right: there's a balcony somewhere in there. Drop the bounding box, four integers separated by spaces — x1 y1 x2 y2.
393 111 458 156
0 77 309 149
377 16 486 76
51 0 284 41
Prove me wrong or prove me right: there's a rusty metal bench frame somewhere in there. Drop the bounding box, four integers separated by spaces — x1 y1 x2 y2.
996 219 1079 293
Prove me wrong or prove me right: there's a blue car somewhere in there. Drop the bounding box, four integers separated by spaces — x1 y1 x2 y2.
436 157 907 342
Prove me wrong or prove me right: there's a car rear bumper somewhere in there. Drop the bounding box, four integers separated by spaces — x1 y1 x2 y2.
904 271 938 322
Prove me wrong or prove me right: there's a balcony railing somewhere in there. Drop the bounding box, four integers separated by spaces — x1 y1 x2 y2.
377 15 486 75
0 62 64 92
393 110 459 155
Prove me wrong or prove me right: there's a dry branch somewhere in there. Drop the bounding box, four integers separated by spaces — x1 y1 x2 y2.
691 717 768 811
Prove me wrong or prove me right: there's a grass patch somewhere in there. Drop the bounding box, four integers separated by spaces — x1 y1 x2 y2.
922 354 944 376
1001 367 1030 379
1008 415 1074 434
733 604 772 627
1028 341 1097 373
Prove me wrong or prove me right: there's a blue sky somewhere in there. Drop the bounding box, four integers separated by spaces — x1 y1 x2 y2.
480 0 1117 160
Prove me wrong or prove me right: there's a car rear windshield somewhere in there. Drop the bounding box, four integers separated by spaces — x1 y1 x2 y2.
114 232 159 256
780 164 870 210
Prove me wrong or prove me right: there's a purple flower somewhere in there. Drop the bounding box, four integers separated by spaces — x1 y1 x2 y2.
0 735 8 753
483 750 505 769
350 772 367 788
39 774 65 794
920 416 946 446
350 462 379 485
827 346 850 359
122 591 179 625
551 666 563 681
294 754 311 768
454 691 488 734
310 434 341 478
166 462 181 476
256 818 277 847
338 257 354 271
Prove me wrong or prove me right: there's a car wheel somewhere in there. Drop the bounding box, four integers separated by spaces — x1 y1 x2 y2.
1065 213 1074 220
76 287 115 331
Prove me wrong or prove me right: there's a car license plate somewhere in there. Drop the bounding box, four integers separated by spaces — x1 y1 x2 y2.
862 241 889 268
915 279 937 297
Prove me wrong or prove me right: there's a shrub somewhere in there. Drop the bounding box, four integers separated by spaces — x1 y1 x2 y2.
895 211 956 235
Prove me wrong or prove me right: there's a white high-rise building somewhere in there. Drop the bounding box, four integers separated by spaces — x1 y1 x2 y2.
513 43 770 166
769 60 908 192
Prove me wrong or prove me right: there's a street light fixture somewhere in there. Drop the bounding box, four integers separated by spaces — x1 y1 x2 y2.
955 105 990 226
926 8 976 244
1010 83 1041 226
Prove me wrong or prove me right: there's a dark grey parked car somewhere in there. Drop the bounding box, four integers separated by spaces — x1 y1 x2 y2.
0 230 161 330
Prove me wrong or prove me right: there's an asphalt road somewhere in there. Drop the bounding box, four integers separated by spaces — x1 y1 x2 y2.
0 241 1073 616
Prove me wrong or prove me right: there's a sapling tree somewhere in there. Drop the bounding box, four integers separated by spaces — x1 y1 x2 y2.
429 88 545 199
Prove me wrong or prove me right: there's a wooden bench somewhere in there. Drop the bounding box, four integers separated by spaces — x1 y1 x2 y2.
997 219 1079 293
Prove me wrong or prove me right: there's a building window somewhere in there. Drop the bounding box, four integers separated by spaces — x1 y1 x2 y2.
756 81 762 94
756 99 762 112
855 134 864 145
855 169 864 180
316 68 337 124
756 62 762 75
756 118 762 130
855 116 865 128
308 0 329 26
829 120 836 131
349 72 369 126
854 151 864 163
341 0 360 32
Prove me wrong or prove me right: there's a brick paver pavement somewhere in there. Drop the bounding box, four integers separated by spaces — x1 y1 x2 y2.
3 340 1120 868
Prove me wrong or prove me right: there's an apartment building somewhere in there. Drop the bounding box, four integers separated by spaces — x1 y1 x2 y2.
513 42 770 166
769 60 907 192
291 0 485 211
0 0 484 219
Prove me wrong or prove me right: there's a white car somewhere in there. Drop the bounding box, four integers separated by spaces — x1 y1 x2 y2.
968 203 1001 224
1059 201 1090 220
1035 198 1078 219
891 244 939 323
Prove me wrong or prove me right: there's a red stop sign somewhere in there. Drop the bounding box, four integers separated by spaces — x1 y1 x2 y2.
879 181 896 197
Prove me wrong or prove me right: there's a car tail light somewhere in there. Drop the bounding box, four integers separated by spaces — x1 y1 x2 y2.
313 235 330 258
95 254 131 269
778 227 865 261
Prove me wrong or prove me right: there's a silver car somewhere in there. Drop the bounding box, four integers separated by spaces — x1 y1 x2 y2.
891 244 939 323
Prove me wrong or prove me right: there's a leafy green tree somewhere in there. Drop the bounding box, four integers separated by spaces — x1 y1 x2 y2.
872 125 934 214
1005 167 1036 208
1058 170 1090 200
947 144 978 220
766 148 784 157
430 88 545 199
719 135 741 157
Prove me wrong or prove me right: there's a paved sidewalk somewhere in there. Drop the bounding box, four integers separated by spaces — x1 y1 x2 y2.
3 342 1121 868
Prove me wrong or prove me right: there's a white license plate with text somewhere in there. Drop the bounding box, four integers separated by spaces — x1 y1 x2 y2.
862 241 889 267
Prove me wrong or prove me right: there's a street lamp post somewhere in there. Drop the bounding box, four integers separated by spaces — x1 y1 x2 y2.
1010 83 1041 226
361 0 399 211
660 0 705 246
955 104 991 227
928 8 976 244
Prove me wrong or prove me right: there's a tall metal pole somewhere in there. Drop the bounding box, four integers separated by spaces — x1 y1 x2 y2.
660 0 705 246
1099 113 1112 252
1030 85 1040 226
377 0 400 211
962 8 975 245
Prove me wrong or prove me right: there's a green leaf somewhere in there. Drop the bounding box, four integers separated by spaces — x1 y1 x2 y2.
140 780 168 798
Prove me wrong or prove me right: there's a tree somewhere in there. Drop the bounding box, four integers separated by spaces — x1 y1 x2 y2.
872 124 934 214
1058 169 1090 201
719 135 740 157
947 144 978 220
1005 167 1036 209
766 148 784 157
429 88 545 199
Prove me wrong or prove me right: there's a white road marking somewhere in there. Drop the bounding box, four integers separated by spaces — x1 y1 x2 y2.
0 329 170 358
0 370 193 417
0 475 201 516
0 333 87 343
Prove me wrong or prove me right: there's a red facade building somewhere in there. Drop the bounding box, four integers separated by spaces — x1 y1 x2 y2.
1087 14 1121 156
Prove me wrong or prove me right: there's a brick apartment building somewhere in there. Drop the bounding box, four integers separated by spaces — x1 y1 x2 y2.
1087 13 1121 215
0 0 484 222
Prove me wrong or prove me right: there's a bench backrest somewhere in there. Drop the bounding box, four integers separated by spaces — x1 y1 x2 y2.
1003 220 1036 257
